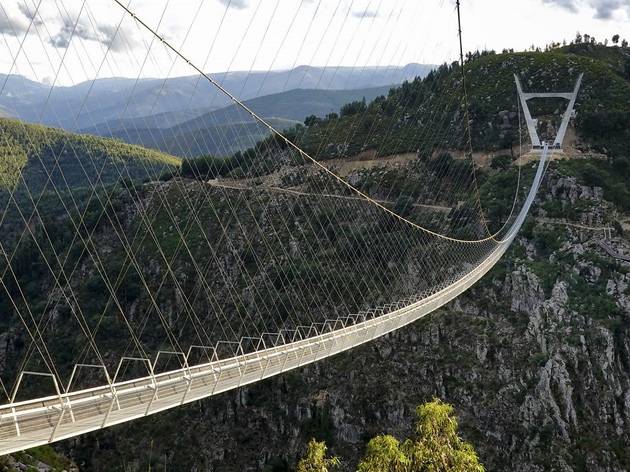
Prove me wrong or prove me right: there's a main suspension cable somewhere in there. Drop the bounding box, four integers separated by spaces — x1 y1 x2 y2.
111 0 515 245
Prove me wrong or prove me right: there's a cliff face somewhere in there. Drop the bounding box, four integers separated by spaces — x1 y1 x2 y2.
48 169 629 472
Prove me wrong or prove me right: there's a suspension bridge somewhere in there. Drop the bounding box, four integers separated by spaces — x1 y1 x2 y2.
0 0 582 456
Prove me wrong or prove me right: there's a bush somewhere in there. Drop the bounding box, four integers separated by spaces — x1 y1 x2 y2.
304 399 485 472
297 439 339 472
490 154 512 171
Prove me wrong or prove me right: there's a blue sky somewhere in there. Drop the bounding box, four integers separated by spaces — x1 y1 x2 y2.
0 0 628 86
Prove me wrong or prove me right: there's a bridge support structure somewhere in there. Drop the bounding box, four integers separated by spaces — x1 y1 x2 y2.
0 145 553 456
514 73 583 151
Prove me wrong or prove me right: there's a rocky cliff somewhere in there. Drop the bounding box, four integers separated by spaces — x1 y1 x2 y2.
46 167 629 472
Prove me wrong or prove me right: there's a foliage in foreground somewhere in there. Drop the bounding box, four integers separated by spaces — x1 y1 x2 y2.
297 439 340 472
298 399 485 472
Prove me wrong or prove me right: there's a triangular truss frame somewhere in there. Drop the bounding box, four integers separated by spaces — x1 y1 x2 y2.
514 73 583 151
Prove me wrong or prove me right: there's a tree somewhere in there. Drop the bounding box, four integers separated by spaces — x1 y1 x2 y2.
404 399 485 472
394 195 415 218
354 400 485 472
612 34 620 44
340 98 367 117
357 435 408 472
304 115 320 127
622 39 629 48
297 439 340 472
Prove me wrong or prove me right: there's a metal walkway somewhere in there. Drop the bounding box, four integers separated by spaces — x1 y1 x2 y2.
0 145 550 455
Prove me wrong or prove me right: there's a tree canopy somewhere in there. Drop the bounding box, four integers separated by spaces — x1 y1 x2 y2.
299 399 485 472
297 439 340 472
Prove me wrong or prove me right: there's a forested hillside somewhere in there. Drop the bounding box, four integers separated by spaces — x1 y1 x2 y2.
0 41 629 472
285 43 630 159
181 43 630 211
0 118 180 193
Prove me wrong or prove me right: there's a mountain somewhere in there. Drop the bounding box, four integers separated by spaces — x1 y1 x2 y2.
0 64 434 132
83 85 395 158
104 117 300 159
283 44 630 161
0 118 180 194
0 44 629 472
52 167 630 472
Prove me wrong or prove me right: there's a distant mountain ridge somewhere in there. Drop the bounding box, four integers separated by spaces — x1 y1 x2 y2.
0 63 434 132
82 85 395 158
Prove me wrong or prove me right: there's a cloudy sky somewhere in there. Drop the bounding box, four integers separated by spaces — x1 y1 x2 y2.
0 0 628 86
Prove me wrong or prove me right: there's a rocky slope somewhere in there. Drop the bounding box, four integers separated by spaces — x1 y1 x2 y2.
39 166 628 472
1 44 629 472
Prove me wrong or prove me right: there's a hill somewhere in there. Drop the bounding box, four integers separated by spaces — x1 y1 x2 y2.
81 85 396 158
106 117 300 159
3 150 630 472
0 64 433 132
167 85 396 134
282 45 630 161
1 43 630 472
0 118 180 194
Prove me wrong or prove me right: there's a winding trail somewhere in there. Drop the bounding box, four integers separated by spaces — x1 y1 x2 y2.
206 179 453 213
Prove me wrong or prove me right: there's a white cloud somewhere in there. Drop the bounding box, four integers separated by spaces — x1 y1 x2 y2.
217 0 249 9
352 9 380 18
0 6 29 35
1 0 628 87
49 13 137 52
543 0 630 19
16 0 42 26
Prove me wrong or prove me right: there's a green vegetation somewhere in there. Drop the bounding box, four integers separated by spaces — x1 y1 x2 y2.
1 40 629 472
490 154 512 171
0 134 27 191
180 130 304 179
297 439 340 472
175 41 630 217
358 435 409 472
556 159 630 210
8 446 76 472
126 117 299 159
0 118 180 194
298 399 485 472
278 43 630 160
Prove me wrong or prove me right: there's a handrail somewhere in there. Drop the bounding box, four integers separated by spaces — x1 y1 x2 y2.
0 148 548 456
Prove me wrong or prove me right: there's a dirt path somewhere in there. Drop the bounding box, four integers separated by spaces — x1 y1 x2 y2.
536 216 614 233
207 180 452 213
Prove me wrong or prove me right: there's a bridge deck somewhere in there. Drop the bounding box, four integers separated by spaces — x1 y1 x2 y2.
0 149 549 456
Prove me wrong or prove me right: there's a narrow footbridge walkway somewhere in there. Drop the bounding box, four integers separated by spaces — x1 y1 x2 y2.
0 146 549 455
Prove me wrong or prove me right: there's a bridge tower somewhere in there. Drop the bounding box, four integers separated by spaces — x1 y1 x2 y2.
514 73 583 151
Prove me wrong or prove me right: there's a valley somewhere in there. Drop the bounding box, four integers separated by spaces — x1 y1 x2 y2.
0 13 629 471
